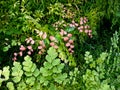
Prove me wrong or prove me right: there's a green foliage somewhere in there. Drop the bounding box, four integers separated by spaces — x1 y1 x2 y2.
12 62 23 83
7 82 14 90
0 0 120 90
83 52 114 90
0 66 10 86
40 47 67 86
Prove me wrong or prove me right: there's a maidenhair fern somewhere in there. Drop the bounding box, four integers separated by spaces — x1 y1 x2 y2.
0 66 10 86
40 47 67 87
12 62 23 83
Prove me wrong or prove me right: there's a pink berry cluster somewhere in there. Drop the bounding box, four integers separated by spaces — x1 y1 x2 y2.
38 40 46 55
49 36 58 49
53 17 92 38
12 37 35 61
35 29 47 39
60 29 74 54
69 17 92 38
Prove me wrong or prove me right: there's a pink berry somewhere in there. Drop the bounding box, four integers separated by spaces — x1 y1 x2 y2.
14 53 18 56
19 51 23 56
26 40 30 44
66 43 70 47
60 29 65 33
39 40 44 45
72 20 75 24
68 48 72 51
83 20 87 23
80 21 84 25
30 49 33 52
60 32 64 36
70 45 74 48
63 31 67 35
53 45 58 49
20 45 26 51
50 36 55 41
38 46 43 49
27 46 32 50
50 42 55 46
80 30 83 32
69 40 73 44
31 40 35 45
78 27 81 30
71 50 74 53
67 33 72 37
39 31 43 36
75 23 78 26
38 51 42 54
69 24 73 27
27 51 31 55
12 57 17 61
63 37 69 42
80 17 84 20
85 30 89 33
29 37 33 41
80 26 84 29
88 30 92 33
42 32 47 39
84 25 88 29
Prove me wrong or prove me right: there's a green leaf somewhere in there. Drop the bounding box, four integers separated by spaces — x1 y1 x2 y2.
52 59 60 66
33 69 40 77
22 58 33 68
57 63 64 70
31 64 37 72
40 77 46 84
11 40 17 46
12 77 21 83
65 27 75 32
24 72 32 76
44 62 53 69
24 55 32 61
54 73 67 84
3 46 9 52
45 55 53 63
47 47 58 58
17 80 26 90
26 77 35 86
7 82 14 90
40 67 49 76
52 67 58 73
43 81 49 86
49 83 56 90
23 66 32 72
2 66 10 80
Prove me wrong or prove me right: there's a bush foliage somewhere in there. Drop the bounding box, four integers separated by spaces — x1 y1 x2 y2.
0 0 120 90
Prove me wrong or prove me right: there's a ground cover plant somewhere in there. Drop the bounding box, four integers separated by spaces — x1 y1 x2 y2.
0 0 120 90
